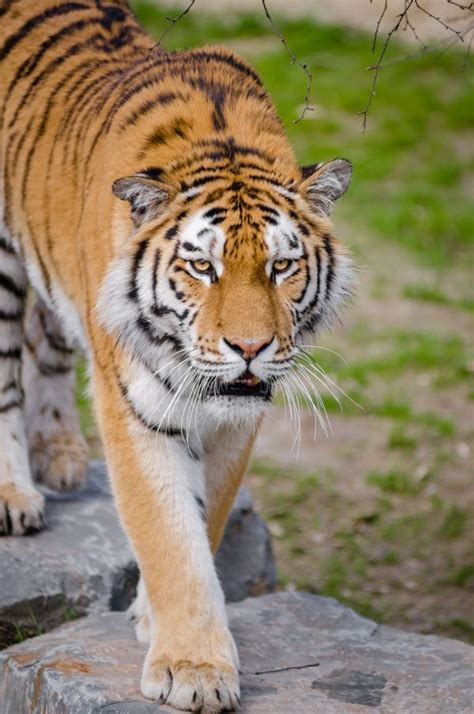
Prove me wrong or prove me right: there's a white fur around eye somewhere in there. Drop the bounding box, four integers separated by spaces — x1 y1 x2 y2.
264 212 304 279
178 210 226 277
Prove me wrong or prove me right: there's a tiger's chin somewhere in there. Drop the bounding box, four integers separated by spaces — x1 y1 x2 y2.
202 389 272 425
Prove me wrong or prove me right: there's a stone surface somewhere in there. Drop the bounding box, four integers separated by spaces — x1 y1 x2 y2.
1 592 473 713
0 461 275 649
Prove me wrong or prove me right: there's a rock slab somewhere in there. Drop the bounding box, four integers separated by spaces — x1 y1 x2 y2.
0 461 275 648
1 592 473 713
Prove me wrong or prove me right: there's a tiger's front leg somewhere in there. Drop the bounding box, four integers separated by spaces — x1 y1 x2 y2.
0 237 45 535
23 296 88 491
93 359 240 713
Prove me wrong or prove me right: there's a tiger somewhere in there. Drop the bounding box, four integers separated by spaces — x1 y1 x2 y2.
0 0 354 710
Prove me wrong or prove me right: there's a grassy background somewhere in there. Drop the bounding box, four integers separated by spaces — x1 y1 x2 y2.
79 2 473 642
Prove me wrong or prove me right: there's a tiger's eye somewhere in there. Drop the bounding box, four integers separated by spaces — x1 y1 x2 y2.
191 259 211 273
273 259 291 273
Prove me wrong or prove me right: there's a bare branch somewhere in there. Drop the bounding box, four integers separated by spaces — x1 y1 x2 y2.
403 5 428 48
447 0 473 11
414 0 465 42
361 0 472 132
156 0 196 46
261 0 314 122
368 16 473 71
359 0 415 132
372 0 388 52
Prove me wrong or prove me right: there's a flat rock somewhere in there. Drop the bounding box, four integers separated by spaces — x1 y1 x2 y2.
1 592 472 713
0 461 275 649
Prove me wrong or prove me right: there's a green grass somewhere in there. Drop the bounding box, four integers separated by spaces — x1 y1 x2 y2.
388 426 417 451
310 328 471 387
403 284 474 312
367 469 423 495
439 505 469 540
131 1 474 267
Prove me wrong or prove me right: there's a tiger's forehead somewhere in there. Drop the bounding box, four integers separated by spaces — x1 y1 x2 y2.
177 198 306 269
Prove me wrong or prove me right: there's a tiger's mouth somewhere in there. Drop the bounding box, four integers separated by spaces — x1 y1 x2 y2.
214 371 272 399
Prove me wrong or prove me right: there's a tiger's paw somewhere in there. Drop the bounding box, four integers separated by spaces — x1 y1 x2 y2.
141 653 240 713
30 429 88 491
0 484 45 536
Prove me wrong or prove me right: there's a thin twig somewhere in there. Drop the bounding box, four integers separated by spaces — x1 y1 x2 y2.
367 17 473 71
447 0 473 11
359 0 415 132
157 0 196 46
361 0 472 131
372 0 388 52
404 7 428 48
261 0 314 122
414 0 465 42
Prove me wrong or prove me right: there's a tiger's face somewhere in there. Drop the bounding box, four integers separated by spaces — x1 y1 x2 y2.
104 158 353 423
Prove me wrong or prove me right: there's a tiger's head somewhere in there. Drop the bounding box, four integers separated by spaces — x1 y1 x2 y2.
100 145 354 426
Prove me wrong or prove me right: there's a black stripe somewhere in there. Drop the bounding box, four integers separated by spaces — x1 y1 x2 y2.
257 204 279 216
0 3 88 63
150 302 189 322
120 92 190 129
0 274 25 299
264 214 278 226
0 237 15 254
202 207 226 220
247 174 287 187
168 278 184 301
0 309 23 321
141 167 163 181
322 234 335 299
186 163 230 176
151 248 161 310
182 241 199 252
0 348 22 360
0 1 15 19
164 225 179 241
43 330 74 354
0 399 22 414
36 362 72 377
0 381 19 394
188 50 263 86
135 314 182 351
115 370 198 457
181 174 225 191
195 496 207 521
298 246 321 312
128 240 149 301
298 222 310 237
139 117 190 155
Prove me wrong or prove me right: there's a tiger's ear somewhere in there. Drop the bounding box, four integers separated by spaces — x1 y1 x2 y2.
112 172 169 228
300 159 352 217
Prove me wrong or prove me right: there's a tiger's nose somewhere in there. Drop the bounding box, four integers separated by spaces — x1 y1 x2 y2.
223 337 273 361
